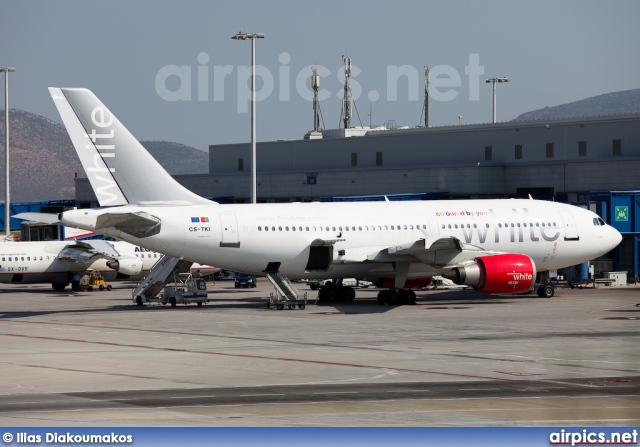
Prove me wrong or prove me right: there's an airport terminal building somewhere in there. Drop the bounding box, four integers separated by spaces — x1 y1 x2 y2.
74 113 640 278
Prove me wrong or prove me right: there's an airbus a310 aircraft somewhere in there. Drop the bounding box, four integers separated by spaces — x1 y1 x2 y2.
0 239 218 291
48 87 622 303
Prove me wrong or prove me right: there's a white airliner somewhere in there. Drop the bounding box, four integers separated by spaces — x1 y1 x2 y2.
0 239 218 291
47 87 622 303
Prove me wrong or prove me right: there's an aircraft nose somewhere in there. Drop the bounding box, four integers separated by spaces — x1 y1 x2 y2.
612 226 623 247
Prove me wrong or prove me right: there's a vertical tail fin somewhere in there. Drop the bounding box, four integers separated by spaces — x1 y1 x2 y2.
49 87 211 206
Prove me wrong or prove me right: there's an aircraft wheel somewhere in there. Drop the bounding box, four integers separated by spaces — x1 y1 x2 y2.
377 290 388 305
386 289 400 305
52 283 66 292
537 285 554 298
402 289 417 304
343 287 356 301
326 289 338 302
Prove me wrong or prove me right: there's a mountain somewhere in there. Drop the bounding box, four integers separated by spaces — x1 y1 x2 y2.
513 88 640 121
0 109 209 202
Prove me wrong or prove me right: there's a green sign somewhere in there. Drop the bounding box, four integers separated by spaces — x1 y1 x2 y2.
615 206 629 221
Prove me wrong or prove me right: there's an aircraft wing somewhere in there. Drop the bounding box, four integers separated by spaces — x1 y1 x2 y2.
58 240 122 262
365 235 501 268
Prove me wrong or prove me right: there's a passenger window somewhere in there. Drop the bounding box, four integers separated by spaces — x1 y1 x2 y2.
285 226 289 231
258 226 262 231
358 226 362 231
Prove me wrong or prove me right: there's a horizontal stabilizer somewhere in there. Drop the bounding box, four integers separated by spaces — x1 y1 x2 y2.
12 212 60 224
95 212 161 238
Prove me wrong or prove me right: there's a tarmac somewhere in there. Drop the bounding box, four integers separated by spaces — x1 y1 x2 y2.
0 279 639 426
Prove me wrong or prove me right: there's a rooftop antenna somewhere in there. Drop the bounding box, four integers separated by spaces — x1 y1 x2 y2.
311 67 324 132
419 65 429 127
340 55 352 129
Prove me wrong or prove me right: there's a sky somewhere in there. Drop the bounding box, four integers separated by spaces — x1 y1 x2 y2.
1 0 639 152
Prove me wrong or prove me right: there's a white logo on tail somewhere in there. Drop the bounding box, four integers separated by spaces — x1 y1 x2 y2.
84 106 120 205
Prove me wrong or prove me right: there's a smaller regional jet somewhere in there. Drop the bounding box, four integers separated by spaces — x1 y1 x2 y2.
0 239 218 291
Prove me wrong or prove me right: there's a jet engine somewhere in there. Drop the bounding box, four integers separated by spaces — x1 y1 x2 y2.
445 254 536 294
106 257 143 276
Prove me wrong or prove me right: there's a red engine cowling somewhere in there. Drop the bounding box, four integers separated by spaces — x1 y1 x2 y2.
374 276 432 289
446 254 536 294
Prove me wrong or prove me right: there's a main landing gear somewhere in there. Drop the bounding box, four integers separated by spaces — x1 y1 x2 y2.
377 288 416 305
317 281 356 302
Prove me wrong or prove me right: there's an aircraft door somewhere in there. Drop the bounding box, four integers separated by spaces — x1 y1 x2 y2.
219 214 240 248
428 220 439 236
558 210 579 241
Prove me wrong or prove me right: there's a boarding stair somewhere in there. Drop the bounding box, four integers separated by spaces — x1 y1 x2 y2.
265 273 307 310
131 255 193 305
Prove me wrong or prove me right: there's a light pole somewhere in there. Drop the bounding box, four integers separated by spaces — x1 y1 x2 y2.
1 67 15 236
485 77 510 123
232 32 264 204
